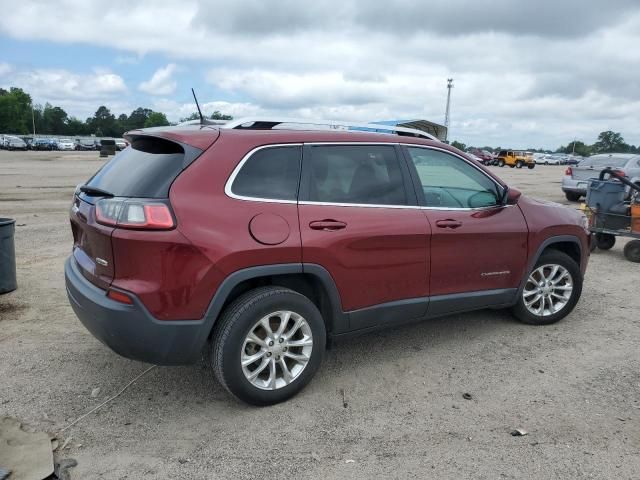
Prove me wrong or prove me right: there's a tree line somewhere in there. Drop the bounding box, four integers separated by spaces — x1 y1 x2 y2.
0 87 232 137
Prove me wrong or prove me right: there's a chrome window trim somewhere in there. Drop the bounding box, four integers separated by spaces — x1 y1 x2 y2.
224 143 303 204
225 141 508 211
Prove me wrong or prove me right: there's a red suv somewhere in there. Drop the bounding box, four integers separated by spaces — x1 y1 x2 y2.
65 119 590 405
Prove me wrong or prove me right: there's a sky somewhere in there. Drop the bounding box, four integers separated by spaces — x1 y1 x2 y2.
1 0 639 149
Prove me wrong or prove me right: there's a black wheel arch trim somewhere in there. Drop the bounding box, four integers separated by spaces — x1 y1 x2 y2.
518 235 584 295
199 263 347 347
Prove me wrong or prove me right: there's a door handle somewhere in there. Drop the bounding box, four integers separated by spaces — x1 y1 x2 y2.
435 219 463 229
309 219 347 231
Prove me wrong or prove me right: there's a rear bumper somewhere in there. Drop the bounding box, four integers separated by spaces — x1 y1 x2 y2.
561 176 588 195
64 257 208 365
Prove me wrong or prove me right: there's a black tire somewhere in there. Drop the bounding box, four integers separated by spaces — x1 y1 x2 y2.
590 234 597 252
515 161 523 169
623 240 640 263
498 159 505 167
210 286 326 406
565 192 581 202
511 251 583 325
595 233 616 250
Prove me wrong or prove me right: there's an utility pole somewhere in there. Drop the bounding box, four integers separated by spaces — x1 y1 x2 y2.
572 138 576 155
444 78 453 142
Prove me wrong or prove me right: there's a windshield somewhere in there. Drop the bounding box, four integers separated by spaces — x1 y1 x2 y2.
580 156 629 168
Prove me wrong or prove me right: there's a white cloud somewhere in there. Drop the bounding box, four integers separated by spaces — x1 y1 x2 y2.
0 62 13 76
0 66 128 118
139 64 178 95
1 1 640 147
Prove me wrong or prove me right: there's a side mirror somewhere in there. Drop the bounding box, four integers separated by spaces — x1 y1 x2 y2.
503 187 521 205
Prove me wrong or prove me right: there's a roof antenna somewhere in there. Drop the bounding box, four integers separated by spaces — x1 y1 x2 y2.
191 88 205 124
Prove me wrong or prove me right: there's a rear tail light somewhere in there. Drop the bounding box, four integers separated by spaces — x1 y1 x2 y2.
565 167 572 176
96 198 175 230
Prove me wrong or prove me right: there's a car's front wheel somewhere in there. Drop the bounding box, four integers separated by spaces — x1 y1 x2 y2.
210 286 326 406
511 251 582 325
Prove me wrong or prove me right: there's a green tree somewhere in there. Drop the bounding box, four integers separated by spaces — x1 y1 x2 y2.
0 87 33 134
127 107 154 130
451 140 466 151
211 110 233 120
593 131 629 153
144 112 169 128
42 104 69 134
559 140 592 156
87 106 117 137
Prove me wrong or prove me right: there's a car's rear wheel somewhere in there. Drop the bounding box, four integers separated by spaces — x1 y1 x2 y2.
565 191 581 202
595 233 616 250
515 161 523 168
210 286 325 406
498 159 505 167
527 163 535 169
623 240 640 263
511 251 582 325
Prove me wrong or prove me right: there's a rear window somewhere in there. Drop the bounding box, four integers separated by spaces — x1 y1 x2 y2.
580 155 630 168
84 136 198 198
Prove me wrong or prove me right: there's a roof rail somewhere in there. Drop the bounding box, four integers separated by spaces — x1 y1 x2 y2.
177 119 229 126
221 117 439 141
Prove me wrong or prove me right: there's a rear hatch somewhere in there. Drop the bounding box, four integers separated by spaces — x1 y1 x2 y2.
571 155 629 181
69 131 216 289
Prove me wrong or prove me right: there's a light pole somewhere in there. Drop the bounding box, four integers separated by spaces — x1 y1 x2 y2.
31 103 36 136
444 78 453 142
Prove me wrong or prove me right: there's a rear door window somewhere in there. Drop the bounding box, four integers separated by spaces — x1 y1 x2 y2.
303 145 408 206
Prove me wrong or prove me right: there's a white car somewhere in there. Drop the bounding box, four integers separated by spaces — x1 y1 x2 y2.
538 155 562 165
57 138 76 151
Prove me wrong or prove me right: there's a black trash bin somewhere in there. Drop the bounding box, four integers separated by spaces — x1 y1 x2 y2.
0 218 17 294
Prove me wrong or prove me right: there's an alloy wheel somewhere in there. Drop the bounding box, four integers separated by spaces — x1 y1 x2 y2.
522 264 573 317
241 311 313 390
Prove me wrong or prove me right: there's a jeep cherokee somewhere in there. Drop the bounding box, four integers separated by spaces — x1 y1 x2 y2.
65 119 590 405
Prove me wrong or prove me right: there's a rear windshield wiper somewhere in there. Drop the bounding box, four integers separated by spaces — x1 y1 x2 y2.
79 185 115 197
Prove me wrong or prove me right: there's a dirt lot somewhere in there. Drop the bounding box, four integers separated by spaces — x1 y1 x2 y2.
1 150 638 479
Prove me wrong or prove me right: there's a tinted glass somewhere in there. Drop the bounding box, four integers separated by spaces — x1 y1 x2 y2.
580 155 629 168
85 137 188 198
307 145 407 205
231 146 301 201
407 147 502 208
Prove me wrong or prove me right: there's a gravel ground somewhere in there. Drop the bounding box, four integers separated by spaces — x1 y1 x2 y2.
0 150 638 479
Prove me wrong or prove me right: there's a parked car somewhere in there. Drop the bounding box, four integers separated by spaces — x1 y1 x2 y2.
469 149 494 165
114 138 128 150
562 153 640 201
538 154 562 165
496 150 535 169
57 138 76 151
65 119 590 405
1 135 27 150
31 138 58 151
75 139 99 151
